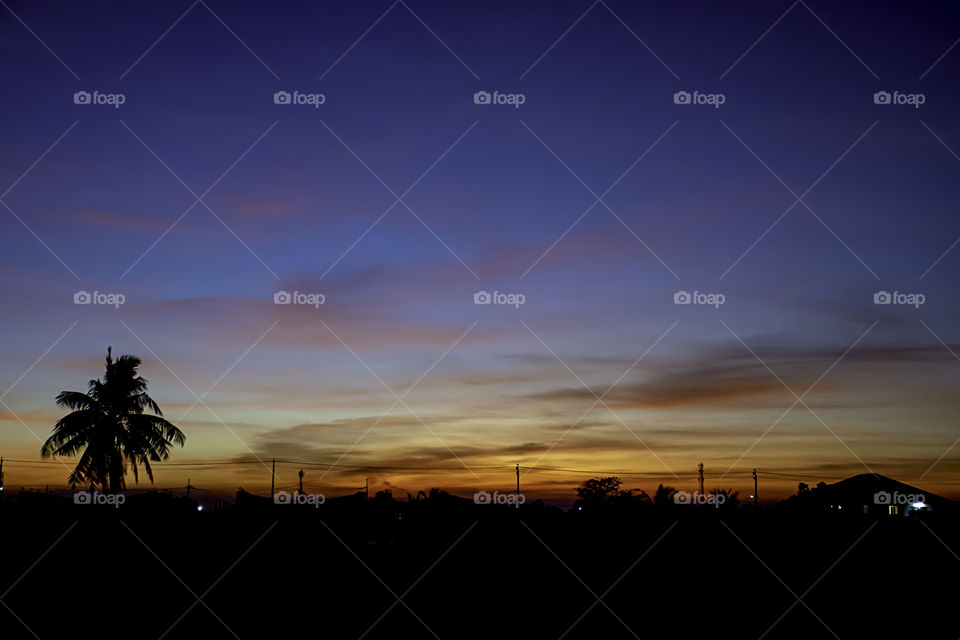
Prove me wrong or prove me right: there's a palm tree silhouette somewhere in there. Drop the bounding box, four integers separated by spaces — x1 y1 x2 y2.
41 347 185 492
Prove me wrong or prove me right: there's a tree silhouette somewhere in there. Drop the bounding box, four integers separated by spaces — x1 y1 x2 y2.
575 476 623 510
41 347 185 492
710 487 740 510
650 483 678 506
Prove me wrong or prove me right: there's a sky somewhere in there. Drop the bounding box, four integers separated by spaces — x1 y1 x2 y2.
2 0 960 504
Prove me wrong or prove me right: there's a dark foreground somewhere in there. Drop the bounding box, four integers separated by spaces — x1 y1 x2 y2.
1 496 957 639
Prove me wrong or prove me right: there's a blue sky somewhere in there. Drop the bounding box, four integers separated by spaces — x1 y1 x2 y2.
2 0 960 501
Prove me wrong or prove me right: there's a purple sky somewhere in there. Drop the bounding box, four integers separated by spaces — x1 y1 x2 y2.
2 0 960 502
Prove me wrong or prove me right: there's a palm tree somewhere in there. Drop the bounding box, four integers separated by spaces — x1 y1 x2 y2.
651 483 678 506
41 347 185 492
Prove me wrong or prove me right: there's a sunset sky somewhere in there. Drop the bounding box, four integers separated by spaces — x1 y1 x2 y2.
2 1 960 504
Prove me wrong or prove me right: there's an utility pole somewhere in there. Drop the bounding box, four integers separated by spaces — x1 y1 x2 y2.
270 458 276 497
516 464 520 509
298 469 304 495
186 479 192 497
753 469 758 507
698 462 704 496
365 477 369 501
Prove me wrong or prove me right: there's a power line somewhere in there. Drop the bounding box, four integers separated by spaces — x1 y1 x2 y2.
0 457 841 480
